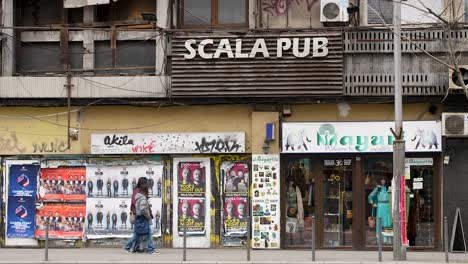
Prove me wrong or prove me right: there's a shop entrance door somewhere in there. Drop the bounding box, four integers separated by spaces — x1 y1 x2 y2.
282 156 355 248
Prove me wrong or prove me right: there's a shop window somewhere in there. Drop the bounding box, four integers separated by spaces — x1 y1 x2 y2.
284 159 315 247
180 0 248 28
364 157 435 247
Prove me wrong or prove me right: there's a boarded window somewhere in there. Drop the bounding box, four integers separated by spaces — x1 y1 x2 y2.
367 0 393 24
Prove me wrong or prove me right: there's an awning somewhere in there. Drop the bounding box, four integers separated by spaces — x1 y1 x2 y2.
64 0 117 8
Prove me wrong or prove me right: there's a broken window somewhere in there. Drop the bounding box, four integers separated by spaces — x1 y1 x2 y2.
96 0 156 22
180 0 248 28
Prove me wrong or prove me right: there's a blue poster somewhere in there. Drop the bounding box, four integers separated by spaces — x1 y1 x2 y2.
8 165 39 197
7 196 36 238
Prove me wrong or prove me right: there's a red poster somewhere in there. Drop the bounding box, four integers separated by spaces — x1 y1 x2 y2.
35 203 86 239
400 176 408 246
178 162 205 197
39 167 86 202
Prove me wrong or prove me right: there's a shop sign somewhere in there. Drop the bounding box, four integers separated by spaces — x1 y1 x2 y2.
91 132 245 154
184 37 329 59
405 158 433 166
282 121 442 153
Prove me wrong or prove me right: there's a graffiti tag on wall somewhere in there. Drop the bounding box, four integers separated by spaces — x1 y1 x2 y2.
91 133 246 154
263 0 318 16
0 132 26 153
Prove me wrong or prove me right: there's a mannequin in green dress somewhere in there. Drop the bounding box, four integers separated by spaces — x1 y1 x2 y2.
368 177 392 244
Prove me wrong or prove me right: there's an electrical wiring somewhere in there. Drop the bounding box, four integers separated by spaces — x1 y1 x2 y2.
1 31 162 55
77 76 167 95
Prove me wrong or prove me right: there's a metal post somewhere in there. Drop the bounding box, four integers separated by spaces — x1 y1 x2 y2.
311 218 315 262
444 217 449 263
247 216 251 262
44 217 50 261
393 0 405 259
183 217 187 261
378 217 383 262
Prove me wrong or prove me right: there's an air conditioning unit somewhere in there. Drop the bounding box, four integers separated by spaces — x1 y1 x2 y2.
321 0 349 23
442 113 468 137
448 66 468 89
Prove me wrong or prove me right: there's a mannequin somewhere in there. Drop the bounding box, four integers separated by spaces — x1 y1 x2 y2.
368 177 392 244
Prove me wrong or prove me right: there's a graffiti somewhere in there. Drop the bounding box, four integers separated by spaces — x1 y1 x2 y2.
104 135 134 146
262 0 318 16
32 139 68 153
0 132 26 153
195 138 242 153
131 141 156 153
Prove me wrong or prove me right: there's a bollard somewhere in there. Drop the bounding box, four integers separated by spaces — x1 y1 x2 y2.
444 216 449 263
183 217 187 261
311 218 315 262
44 217 50 261
378 217 382 262
247 216 251 261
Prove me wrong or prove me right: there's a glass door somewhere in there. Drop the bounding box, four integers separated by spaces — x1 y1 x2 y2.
322 158 353 247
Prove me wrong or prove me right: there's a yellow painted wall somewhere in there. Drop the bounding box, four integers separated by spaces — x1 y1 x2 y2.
251 112 280 154
0 103 439 155
283 103 441 122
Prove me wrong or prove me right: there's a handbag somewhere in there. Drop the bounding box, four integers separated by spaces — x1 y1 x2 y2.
368 207 376 228
134 215 149 235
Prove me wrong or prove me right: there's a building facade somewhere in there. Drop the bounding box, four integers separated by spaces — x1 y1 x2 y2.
0 0 467 251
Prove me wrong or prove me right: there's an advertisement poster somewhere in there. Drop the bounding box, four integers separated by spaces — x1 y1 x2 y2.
8 164 39 197
86 165 163 198
148 198 163 237
39 167 86 202
222 161 249 195
178 198 205 235
224 196 248 236
178 162 205 197
85 198 132 238
35 203 86 239
7 197 36 238
251 155 280 249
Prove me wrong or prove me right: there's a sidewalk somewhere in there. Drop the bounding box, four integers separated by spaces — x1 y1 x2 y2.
0 248 466 264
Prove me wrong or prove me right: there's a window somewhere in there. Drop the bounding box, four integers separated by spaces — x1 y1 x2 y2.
180 0 248 28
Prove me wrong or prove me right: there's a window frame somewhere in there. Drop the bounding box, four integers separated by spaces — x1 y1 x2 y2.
179 0 249 29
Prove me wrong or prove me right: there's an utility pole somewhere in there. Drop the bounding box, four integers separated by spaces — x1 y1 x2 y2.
392 0 406 260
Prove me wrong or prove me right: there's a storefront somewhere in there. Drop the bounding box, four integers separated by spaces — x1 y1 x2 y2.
280 121 442 250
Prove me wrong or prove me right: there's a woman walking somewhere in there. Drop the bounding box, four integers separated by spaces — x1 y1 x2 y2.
134 180 158 254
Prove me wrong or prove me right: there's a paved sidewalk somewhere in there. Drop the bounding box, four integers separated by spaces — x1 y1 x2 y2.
0 248 466 264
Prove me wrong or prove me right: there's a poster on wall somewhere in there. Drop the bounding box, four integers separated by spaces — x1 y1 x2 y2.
224 196 248 236
85 198 132 238
8 165 39 197
222 161 249 195
39 167 86 202
86 165 163 198
35 203 86 239
251 155 280 249
177 198 206 235
148 198 163 237
7 196 36 238
178 162 205 197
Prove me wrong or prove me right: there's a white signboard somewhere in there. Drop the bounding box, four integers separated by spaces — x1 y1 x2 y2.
251 155 280 249
282 121 441 153
91 132 245 154
405 158 433 166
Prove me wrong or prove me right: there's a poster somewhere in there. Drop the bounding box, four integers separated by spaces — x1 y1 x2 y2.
251 155 280 249
178 162 205 197
39 167 86 202
7 197 36 238
148 198 163 237
178 198 206 235
222 162 249 195
8 165 39 197
86 165 163 198
85 198 132 238
224 196 248 236
35 203 86 239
